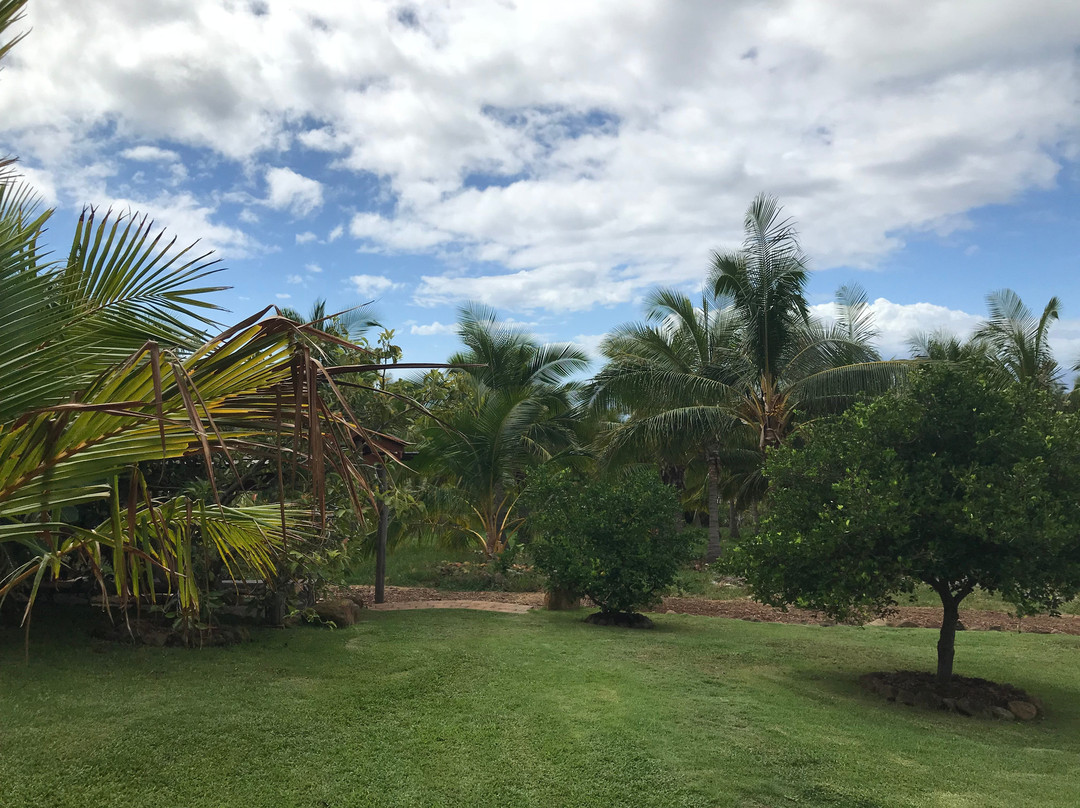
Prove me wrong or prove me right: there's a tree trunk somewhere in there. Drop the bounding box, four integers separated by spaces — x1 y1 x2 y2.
706 461 722 562
936 593 959 684
374 465 390 605
728 500 740 540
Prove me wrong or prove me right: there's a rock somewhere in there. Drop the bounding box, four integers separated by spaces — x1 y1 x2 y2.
141 628 169 647
866 618 889 627
987 706 1015 721
987 625 1004 631
819 620 836 627
1028 696 1045 714
942 698 957 712
747 617 762 622
666 610 676 615
897 689 916 706
914 690 942 711
1008 700 1039 721
314 598 361 627
955 621 966 631
881 685 897 701
956 697 987 717
584 611 654 629
897 620 920 628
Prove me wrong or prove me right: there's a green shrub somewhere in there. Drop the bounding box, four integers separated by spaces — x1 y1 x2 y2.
524 467 695 615
434 550 545 592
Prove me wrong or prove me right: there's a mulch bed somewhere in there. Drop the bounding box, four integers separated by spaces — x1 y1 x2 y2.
860 671 1043 720
343 585 1080 635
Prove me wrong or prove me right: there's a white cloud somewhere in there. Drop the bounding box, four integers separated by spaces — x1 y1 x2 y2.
812 296 1080 367
327 224 344 242
276 293 291 300
350 212 452 251
305 262 323 273
295 231 317 244
572 333 608 361
238 208 259 224
3 1 1079 312
121 145 180 163
349 274 400 297
264 167 323 218
410 321 459 336
812 297 983 359
101 191 254 258
415 263 639 312
286 274 303 284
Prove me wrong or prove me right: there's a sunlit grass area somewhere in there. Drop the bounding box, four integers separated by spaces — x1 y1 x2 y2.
3 606 1079 808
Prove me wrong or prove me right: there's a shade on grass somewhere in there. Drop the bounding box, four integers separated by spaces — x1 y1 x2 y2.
2 608 1078 807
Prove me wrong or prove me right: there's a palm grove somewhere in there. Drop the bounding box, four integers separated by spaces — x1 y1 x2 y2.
3 0 1080 689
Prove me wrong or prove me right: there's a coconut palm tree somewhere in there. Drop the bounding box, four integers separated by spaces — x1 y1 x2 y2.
974 289 1064 391
708 194 899 452
588 287 756 560
590 195 903 558
0 0 409 634
0 194 381 626
414 304 588 555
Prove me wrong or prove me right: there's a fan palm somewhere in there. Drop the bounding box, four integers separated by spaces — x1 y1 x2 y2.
414 305 588 555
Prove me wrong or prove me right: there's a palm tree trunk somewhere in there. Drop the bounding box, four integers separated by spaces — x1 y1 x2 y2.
706 460 722 562
728 500 740 540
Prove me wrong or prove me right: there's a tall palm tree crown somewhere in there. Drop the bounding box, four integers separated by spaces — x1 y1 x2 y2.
589 194 903 557
708 194 892 451
975 289 1064 391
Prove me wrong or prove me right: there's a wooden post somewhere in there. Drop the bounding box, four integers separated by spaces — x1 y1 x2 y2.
374 464 389 604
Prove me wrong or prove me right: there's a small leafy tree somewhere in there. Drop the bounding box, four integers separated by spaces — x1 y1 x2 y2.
525 467 694 622
736 361 1080 683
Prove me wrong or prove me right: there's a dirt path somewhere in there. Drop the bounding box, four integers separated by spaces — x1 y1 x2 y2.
343 585 1080 635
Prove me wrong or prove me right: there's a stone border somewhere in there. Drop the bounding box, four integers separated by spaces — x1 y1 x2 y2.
860 671 1042 720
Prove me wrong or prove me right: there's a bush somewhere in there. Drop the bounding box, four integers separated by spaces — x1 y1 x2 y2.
524 467 695 615
434 550 545 592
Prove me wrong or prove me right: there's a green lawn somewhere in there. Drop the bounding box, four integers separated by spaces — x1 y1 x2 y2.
3 607 1079 808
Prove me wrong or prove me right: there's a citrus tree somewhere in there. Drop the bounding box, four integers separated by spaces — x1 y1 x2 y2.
737 361 1080 683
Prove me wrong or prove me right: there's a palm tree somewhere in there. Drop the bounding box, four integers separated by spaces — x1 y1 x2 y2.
708 194 897 452
414 305 588 555
0 0 416 636
590 194 902 557
588 287 755 560
974 289 1064 390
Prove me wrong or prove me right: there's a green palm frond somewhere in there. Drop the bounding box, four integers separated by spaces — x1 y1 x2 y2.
0 0 27 62
976 289 1063 389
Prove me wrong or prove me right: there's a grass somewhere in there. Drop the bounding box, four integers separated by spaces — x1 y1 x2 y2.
2 606 1079 807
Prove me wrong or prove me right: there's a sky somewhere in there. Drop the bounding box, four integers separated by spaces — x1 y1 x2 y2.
2 0 1079 369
